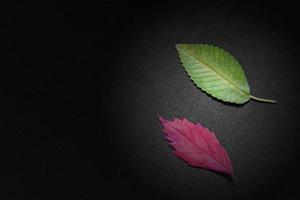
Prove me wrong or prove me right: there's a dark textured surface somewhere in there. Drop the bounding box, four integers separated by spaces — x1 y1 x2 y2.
104 2 300 200
2 1 300 200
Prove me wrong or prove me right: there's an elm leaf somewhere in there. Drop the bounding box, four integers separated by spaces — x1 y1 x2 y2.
176 44 276 104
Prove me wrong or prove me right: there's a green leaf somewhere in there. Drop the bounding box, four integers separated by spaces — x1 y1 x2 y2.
176 44 276 104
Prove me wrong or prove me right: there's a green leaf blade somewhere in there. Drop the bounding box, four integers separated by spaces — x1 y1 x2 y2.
176 44 250 104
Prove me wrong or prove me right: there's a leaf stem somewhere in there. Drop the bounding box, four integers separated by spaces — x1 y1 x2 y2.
250 95 276 103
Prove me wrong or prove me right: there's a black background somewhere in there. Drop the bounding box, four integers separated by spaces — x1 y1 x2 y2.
2 1 300 199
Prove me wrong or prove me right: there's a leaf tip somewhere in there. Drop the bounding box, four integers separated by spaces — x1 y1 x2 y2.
232 175 238 181
158 115 167 124
175 43 184 50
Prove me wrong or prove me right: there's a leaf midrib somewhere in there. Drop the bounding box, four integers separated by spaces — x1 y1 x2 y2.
180 47 249 96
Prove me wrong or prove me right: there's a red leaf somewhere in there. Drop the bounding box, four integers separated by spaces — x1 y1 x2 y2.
159 116 233 177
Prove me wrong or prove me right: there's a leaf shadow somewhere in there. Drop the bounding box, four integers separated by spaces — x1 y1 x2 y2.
211 95 248 108
189 165 237 183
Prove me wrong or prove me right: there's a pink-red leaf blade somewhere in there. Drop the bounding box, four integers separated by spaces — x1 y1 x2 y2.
159 116 233 177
